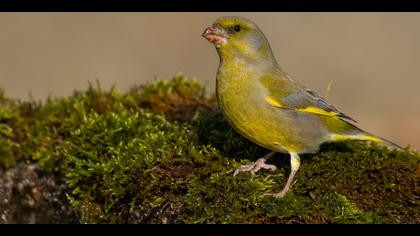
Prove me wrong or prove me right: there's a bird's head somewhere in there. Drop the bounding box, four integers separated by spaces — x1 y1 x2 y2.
202 16 275 62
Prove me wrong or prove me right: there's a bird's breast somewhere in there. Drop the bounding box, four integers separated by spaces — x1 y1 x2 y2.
216 66 290 152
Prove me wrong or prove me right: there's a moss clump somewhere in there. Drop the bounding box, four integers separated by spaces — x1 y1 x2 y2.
0 88 19 168
62 109 217 223
0 74 418 224
0 108 17 168
129 73 216 122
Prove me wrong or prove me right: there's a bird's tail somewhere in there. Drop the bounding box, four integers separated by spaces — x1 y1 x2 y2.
330 122 404 151
354 132 403 150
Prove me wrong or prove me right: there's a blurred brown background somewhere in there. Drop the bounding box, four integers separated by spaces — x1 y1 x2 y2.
0 13 419 149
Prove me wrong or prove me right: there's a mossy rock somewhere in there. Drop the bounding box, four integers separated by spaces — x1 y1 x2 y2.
0 74 418 223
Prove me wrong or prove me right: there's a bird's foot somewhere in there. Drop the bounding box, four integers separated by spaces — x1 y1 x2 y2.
263 188 288 198
233 157 277 176
262 153 300 198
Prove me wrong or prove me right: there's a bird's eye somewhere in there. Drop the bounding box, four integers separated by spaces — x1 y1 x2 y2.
233 25 241 33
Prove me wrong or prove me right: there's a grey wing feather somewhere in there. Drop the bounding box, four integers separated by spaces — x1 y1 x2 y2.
303 87 357 123
281 86 357 123
265 69 357 123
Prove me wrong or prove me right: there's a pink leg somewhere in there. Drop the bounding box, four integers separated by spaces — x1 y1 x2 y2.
266 152 301 198
233 152 277 176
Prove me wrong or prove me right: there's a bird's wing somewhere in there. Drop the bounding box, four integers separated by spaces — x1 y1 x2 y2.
261 70 357 123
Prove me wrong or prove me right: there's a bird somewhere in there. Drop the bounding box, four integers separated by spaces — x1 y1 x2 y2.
201 16 403 198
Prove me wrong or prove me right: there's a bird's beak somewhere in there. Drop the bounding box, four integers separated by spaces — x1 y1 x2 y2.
202 25 227 45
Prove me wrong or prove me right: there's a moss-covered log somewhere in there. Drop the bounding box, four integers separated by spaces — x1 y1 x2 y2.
0 74 418 223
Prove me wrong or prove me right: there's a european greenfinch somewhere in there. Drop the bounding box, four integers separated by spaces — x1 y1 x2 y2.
202 16 402 198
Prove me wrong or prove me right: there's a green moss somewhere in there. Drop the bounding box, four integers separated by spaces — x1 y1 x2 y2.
330 193 380 223
128 73 216 122
0 90 18 168
0 122 17 168
0 74 418 223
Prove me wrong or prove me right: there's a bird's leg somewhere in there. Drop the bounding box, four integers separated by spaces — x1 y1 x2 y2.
233 151 277 176
267 152 301 198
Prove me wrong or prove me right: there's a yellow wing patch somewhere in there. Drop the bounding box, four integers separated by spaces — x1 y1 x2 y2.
265 98 347 120
295 106 338 118
265 96 284 108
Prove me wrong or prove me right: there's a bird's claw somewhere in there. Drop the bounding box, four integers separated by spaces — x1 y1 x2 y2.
233 158 277 176
263 189 287 198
